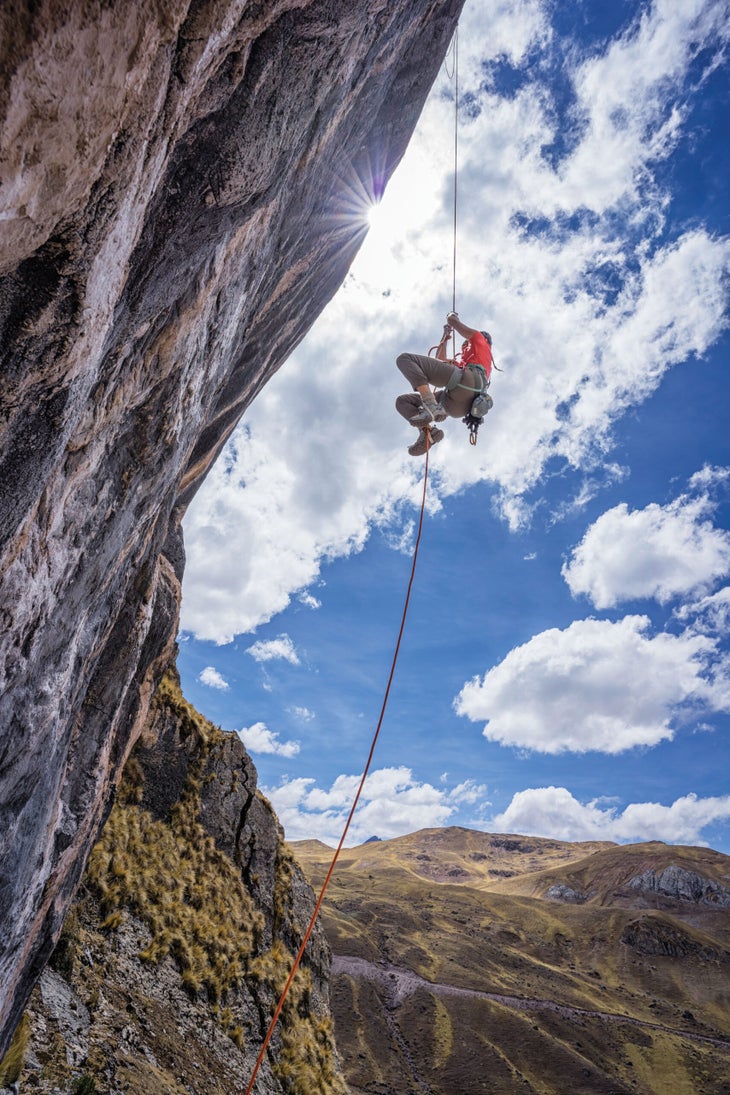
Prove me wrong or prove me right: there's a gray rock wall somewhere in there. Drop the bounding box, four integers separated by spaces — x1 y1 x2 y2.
0 0 463 1055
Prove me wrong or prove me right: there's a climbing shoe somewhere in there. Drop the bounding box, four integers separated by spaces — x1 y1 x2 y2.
408 426 444 457
410 399 447 426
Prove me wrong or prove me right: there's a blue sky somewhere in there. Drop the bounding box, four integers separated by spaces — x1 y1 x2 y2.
177 0 730 853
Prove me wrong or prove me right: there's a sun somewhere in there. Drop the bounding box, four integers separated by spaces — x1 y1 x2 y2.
366 199 388 232
364 195 404 243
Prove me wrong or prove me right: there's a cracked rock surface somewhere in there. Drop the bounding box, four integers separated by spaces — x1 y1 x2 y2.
0 0 462 1055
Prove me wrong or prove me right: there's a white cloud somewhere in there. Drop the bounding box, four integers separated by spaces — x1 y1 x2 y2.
237 722 300 758
180 0 730 640
678 586 730 635
563 489 730 609
541 0 729 216
448 779 487 805
490 786 730 846
455 615 730 754
198 666 230 691
298 592 321 610
689 465 730 491
290 705 315 721
265 767 730 848
245 634 300 665
263 766 462 846
460 0 550 73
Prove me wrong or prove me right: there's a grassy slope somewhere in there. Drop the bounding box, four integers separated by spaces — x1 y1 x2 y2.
10 674 346 1095
293 828 730 1095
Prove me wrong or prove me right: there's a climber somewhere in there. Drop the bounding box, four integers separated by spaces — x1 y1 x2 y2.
395 312 493 456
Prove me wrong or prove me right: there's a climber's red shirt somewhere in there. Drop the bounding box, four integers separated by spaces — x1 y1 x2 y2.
460 331 493 380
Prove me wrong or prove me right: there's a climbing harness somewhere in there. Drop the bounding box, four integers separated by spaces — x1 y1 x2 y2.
446 360 488 395
243 437 434 1094
448 361 493 445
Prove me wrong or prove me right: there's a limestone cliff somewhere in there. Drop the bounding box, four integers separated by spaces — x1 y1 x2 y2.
0 0 463 1055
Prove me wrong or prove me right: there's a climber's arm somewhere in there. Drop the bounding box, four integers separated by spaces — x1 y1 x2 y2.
447 311 478 340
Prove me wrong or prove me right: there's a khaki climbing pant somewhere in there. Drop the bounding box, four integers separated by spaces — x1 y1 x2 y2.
395 352 480 422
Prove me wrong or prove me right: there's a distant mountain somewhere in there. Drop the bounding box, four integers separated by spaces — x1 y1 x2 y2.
292 826 730 1095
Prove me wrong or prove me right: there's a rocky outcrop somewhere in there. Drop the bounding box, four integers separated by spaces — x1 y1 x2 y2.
626 866 730 906
0 0 462 1055
545 883 586 903
16 670 345 1094
620 916 726 961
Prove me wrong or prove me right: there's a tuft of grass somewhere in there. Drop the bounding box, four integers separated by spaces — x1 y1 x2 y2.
49 909 80 978
248 941 348 1095
87 796 263 1013
277 1012 349 1095
0 1014 30 1086
70 1075 98 1095
100 910 123 931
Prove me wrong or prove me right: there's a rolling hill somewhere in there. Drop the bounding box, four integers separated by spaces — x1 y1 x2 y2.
293 827 730 1095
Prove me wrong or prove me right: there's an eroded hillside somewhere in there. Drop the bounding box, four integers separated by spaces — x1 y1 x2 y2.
294 827 730 1095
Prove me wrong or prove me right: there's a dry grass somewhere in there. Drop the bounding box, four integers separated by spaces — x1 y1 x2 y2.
294 828 730 1095
0 1014 30 1086
76 670 347 1093
86 671 263 1043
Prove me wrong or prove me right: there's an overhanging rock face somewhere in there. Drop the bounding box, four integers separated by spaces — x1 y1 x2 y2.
0 0 463 1054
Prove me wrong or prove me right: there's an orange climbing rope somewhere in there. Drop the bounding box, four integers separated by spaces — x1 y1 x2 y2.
446 25 459 361
243 439 433 1094
451 25 459 316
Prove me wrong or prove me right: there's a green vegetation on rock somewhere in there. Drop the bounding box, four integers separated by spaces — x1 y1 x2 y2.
86 674 263 1038
19 670 346 1095
0 1014 30 1086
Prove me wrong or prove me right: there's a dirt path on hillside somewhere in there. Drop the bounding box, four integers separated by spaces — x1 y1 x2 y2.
332 954 730 1051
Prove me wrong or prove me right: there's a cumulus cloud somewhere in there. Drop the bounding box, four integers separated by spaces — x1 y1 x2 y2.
198 666 230 691
540 0 729 215
263 766 470 846
237 722 300 758
245 634 301 665
490 786 730 846
689 465 730 491
454 615 730 754
265 768 730 848
180 0 730 640
563 489 730 609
